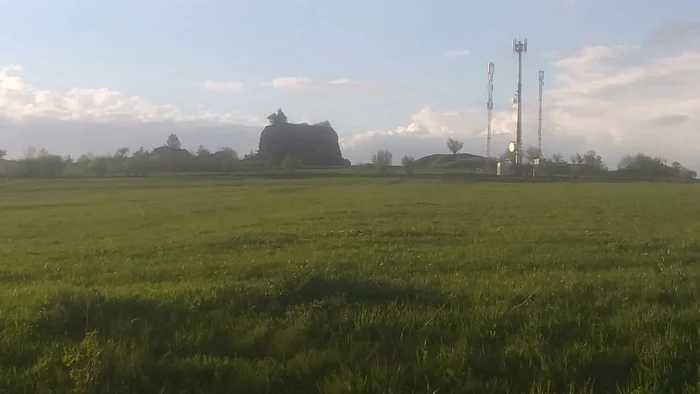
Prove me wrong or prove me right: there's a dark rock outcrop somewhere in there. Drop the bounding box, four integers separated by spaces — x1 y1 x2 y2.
258 123 348 166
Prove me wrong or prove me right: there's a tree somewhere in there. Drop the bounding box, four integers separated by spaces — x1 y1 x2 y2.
217 147 239 159
571 152 583 164
524 145 541 162
371 150 393 174
582 150 605 169
267 108 288 125
672 161 682 172
197 145 211 156
446 138 464 156
679 167 697 181
24 145 37 159
115 147 129 158
166 134 181 149
132 147 148 157
551 153 564 163
243 150 259 161
126 156 148 177
618 153 665 170
0 149 6 160
401 155 416 175
500 149 515 162
13 152 66 178
89 158 108 177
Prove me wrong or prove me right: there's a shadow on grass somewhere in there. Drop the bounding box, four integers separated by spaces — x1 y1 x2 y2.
278 274 450 306
27 274 451 341
13 277 700 393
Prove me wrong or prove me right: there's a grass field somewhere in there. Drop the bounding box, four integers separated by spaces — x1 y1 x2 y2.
1 176 700 393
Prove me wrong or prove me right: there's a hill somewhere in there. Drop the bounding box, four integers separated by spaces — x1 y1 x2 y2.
414 153 492 169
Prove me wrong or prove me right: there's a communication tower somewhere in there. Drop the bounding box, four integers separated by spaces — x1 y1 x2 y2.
538 70 545 158
486 62 495 158
512 38 527 172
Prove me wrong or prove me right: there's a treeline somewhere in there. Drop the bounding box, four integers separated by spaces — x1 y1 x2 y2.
371 138 697 181
1 133 697 181
0 134 260 179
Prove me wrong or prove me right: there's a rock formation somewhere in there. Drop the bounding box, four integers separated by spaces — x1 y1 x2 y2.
258 123 349 166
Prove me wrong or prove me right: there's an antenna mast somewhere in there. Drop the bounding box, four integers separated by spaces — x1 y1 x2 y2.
512 38 527 172
538 70 545 158
486 62 495 158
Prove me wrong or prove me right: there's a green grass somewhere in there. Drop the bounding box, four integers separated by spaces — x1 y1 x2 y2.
1 176 700 393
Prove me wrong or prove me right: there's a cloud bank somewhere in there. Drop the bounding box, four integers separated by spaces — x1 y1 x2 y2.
0 65 262 157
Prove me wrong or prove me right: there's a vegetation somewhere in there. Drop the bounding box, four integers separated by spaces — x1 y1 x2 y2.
1 178 700 393
281 154 302 174
524 145 542 162
0 118 695 182
446 138 464 156
371 150 393 174
401 155 415 175
267 108 289 125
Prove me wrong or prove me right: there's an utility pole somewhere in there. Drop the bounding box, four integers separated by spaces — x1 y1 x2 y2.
512 39 527 173
538 70 544 158
486 62 495 158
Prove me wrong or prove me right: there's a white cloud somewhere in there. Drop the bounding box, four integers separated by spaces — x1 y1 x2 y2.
266 77 316 90
445 49 470 59
340 106 519 150
0 66 258 125
327 78 363 86
2 64 24 72
263 76 373 93
342 24 700 170
341 107 459 149
203 80 244 92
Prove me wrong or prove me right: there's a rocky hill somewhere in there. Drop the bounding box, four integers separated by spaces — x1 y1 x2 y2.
258 123 349 166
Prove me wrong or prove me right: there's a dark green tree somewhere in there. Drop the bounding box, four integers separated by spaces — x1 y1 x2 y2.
267 108 289 125
166 134 182 149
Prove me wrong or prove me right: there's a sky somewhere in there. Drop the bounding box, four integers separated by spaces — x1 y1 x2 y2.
1 0 699 169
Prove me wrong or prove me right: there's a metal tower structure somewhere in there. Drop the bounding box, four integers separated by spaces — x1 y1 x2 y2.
486 62 495 158
512 38 527 171
538 70 544 158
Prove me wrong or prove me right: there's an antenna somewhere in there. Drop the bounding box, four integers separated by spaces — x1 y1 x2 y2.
512 38 527 172
538 70 545 158
486 62 495 158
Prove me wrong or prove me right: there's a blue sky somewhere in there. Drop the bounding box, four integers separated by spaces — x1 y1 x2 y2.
1 0 699 168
